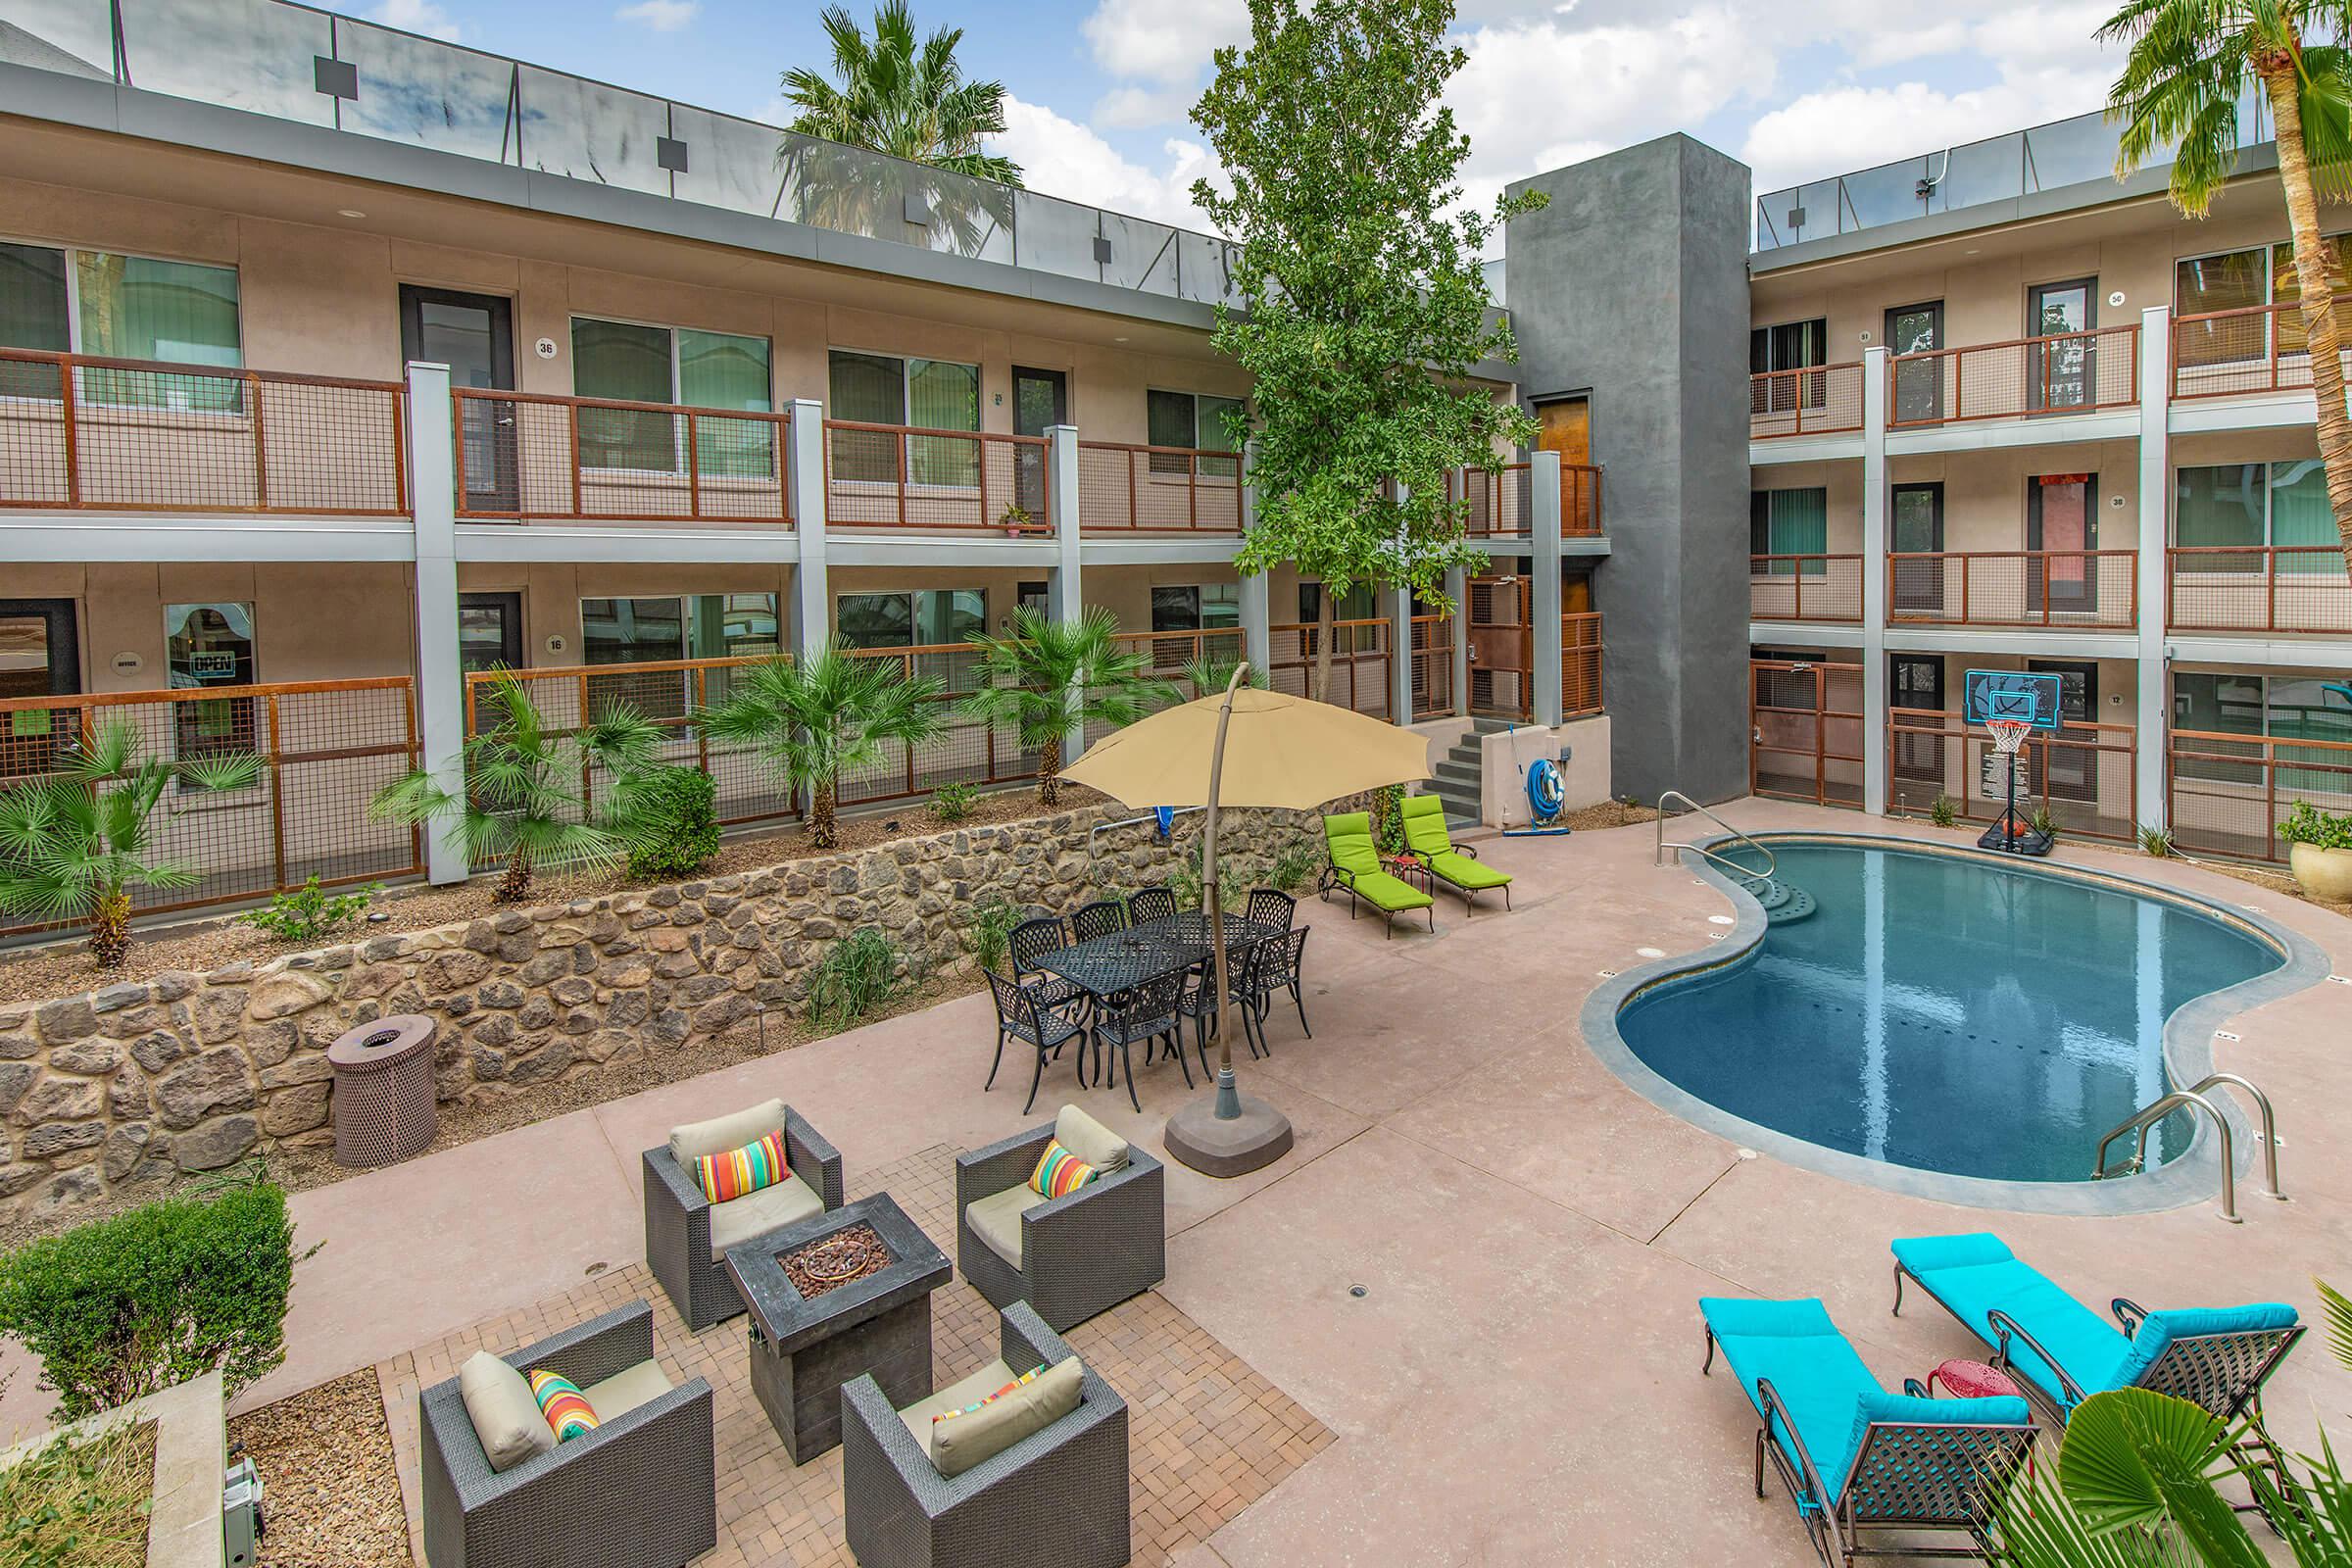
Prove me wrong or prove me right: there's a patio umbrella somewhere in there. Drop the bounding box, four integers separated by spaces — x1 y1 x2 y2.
1061 667 1433 1175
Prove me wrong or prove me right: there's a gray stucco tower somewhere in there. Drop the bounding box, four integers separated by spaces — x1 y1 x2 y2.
1505 134 1752 805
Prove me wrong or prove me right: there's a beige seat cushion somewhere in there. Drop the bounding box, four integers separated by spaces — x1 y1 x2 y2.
668 1099 789 1167
964 1185 1046 1267
1053 1104 1128 1173
459 1350 555 1474
896 1356 1019 1444
707 1173 825 1258
579 1358 673 1423
925 1357 1085 1477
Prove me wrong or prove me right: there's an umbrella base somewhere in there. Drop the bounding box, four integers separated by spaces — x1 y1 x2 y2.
1164 1079 1294 1178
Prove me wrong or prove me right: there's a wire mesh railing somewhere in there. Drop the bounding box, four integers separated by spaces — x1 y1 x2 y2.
1886 708 2137 841
2169 727 2352 863
1749 363 1865 439
2168 545 2352 633
1562 612 1603 717
0 677 421 935
1462 463 1530 536
1885 325 2138 426
1075 442 1243 532
1886 551 2137 628
2171 302 2352 400
1268 620 1392 719
1409 614 1454 721
1561 463 1602 537
837 643 1039 806
0 348 407 514
449 389 789 523
1749 555 1864 622
823 422 1048 530
1750 659 1864 808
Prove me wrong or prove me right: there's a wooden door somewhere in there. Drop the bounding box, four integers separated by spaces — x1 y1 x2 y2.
1537 397 1595 534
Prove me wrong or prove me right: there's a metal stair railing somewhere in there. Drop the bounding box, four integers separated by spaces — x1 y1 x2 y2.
1654 790 1777 885
2091 1073 2282 1222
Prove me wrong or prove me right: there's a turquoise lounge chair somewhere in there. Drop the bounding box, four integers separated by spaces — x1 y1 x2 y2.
1891 1232 2303 1499
1700 1296 2034 1567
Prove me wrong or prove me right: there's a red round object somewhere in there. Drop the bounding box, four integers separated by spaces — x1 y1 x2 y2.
1925 1357 2022 1401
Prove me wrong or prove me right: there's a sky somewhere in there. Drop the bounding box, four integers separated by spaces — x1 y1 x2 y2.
362 0 2130 240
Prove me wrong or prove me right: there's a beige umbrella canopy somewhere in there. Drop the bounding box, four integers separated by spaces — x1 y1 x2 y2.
1062 674 1433 1176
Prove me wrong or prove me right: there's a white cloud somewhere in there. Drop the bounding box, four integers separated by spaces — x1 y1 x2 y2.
1093 84 1200 131
1740 64 2112 199
615 0 698 29
1079 0 1248 85
995 96 1222 230
368 0 461 43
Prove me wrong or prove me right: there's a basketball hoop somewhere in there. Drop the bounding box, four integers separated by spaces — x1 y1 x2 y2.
1986 717 2033 757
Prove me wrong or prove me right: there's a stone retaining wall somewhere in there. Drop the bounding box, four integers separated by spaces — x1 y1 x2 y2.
0 802 1324 1219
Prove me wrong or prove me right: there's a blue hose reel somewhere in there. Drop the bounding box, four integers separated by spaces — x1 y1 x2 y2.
1504 755 1572 837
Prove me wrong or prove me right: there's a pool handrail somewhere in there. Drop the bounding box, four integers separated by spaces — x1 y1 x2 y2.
1654 790 1777 883
2091 1073 2282 1222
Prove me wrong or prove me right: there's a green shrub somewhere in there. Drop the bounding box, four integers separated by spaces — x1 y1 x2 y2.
1269 838 1319 894
1370 784 1406 855
965 897 1018 973
929 782 980 823
612 764 720 879
2278 799 2352 851
2137 822 2176 858
807 929 904 1030
2028 805 2060 842
238 877 379 944
0 1420 154 1568
1171 842 1246 911
1929 794 1957 829
0 1167 304 1420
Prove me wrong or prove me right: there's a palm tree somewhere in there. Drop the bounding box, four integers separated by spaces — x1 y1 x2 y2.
2104 0 2352 572
1178 652 1265 701
369 672 660 904
0 719 263 966
778 2 1020 255
964 609 1174 807
699 641 948 850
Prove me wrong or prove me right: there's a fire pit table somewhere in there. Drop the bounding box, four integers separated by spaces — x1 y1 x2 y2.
721 1191 951 1465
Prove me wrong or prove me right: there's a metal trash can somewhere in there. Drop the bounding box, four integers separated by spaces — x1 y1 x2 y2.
327 1014 437 1168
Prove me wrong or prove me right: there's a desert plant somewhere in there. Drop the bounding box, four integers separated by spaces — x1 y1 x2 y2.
964 896 1018 973
929 780 981 822
2278 799 2352 851
0 718 263 966
0 1420 154 1568
1178 653 1265 701
1930 793 1958 828
701 642 947 852
997 503 1035 533
1269 837 1319 894
963 608 1174 807
1171 839 1246 911
2138 821 2177 858
2029 805 2062 843
238 876 380 945
0 1165 304 1419
370 672 660 905
607 763 720 879
806 927 905 1030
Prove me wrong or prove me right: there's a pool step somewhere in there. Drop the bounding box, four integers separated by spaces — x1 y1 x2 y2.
1743 876 1817 925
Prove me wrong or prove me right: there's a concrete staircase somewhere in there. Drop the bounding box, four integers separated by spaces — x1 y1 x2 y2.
1428 716 1515 829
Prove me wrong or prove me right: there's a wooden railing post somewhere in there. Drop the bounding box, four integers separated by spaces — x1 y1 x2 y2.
249 371 270 511
265 691 287 891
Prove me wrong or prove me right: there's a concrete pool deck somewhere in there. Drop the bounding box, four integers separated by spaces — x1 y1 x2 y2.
135 802 2352 1561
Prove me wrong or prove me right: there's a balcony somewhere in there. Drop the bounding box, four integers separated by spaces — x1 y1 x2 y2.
823 423 1046 531
1886 326 2138 427
2170 727 2352 862
1459 461 1603 536
2171 302 2352 403
1749 555 1864 623
1749 364 1864 441
1077 442 1243 533
0 348 407 514
452 389 790 525
1886 551 2138 629
1888 707 2138 842
2168 545 2352 634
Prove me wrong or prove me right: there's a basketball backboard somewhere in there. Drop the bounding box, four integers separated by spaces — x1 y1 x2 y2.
1963 669 2062 731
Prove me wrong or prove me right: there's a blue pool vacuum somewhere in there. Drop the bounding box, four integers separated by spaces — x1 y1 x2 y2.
1502 750 1572 838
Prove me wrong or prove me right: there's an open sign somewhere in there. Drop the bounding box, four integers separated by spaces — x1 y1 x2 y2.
184 651 239 680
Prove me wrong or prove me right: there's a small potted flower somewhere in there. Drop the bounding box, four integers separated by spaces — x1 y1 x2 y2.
999 503 1037 537
2278 800 2352 901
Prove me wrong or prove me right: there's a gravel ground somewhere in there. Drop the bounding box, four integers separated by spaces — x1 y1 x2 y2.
225 1368 408 1568
0 783 1092 1005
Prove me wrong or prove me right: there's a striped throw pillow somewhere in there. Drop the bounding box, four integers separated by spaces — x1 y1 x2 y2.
695 1128 789 1203
526 1368 600 1443
933 1364 1047 1426
1028 1139 1098 1199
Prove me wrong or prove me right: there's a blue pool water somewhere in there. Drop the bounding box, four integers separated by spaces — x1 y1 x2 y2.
1615 842 2282 1184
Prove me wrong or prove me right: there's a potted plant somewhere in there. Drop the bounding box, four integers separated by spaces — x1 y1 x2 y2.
999 503 1037 537
2278 800 2352 900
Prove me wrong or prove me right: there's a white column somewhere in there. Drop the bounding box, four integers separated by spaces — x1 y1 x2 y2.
1860 346 1890 815
1530 450 1565 727
1446 564 1470 718
1387 582 1414 726
406 362 467 886
1239 437 1270 676
786 398 827 656
1048 423 1084 758
2135 304 2171 834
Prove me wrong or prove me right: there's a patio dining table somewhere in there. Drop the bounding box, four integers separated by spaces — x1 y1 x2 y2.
1028 910 1285 1004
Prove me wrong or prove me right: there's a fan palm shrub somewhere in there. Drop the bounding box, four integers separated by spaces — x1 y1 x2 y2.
963 608 1173 807
1178 652 1265 701
0 719 263 965
369 671 660 904
700 641 947 850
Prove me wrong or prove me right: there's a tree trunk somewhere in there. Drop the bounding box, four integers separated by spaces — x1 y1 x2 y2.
88 889 130 969
1038 734 1061 808
2266 63 2352 576
1311 588 1335 705
496 851 532 904
809 780 837 850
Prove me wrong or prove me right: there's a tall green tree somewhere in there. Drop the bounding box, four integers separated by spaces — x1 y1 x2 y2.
2105 0 2352 573
701 641 948 850
1191 0 1539 702
963 609 1173 807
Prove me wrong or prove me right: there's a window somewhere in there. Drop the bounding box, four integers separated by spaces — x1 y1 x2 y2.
1297 581 1380 653
2174 463 2338 571
1 243 243 411
836 590 986 650
827 350 981 486
1749 318 1826 375
570 318 771 477
579 594 777 719
2175 237 2352 363
1147 389 1245 475
1150 584 1240 634
165 603 256 771
2174 670 2352 790
1748 488 1828 574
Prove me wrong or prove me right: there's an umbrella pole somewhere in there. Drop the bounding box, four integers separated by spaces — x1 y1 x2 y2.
1204 665 1241 1115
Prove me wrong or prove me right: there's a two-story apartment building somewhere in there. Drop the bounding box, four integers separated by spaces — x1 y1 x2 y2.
1740 105 2352 863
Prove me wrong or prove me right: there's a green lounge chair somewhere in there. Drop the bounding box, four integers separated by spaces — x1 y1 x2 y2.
1317 811 1434 937
1397 794 1512 912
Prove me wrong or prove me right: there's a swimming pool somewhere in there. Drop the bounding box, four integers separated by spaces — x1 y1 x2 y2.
1606 838 2291 1190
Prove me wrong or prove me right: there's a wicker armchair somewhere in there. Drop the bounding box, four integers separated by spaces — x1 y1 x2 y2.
956 1116 1164 1332
643 1102 845 1331
420 1299 715 1568
842 1301 1129 1568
